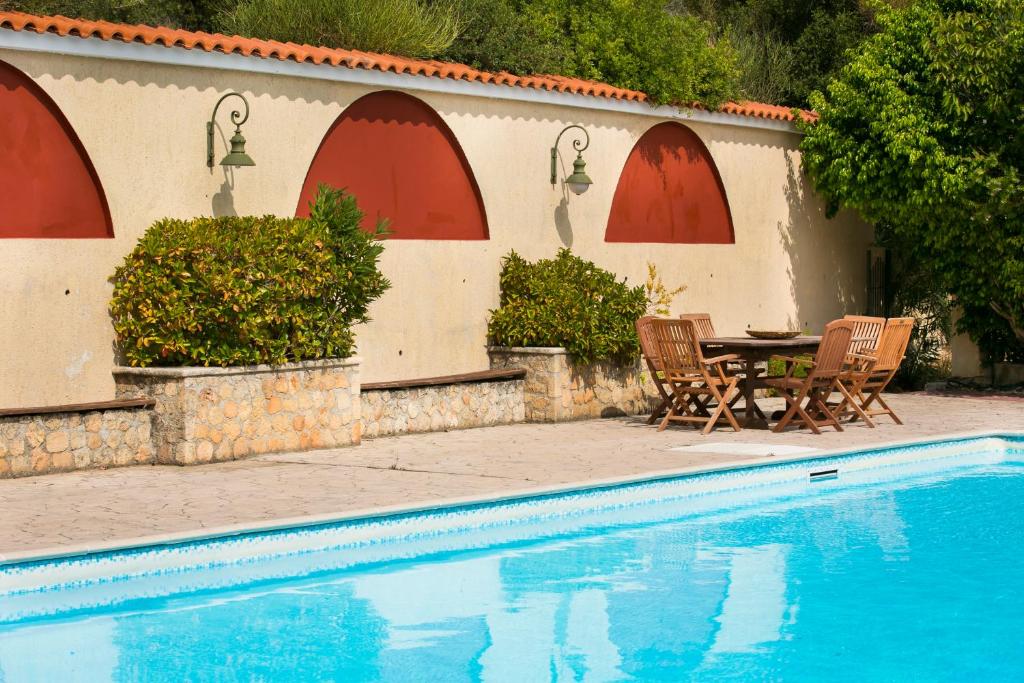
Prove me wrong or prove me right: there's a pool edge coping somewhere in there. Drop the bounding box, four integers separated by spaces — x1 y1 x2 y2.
3 428 1022 566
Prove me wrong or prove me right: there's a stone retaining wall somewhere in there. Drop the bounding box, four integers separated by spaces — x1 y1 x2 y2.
0 401 154 478
114 359 360 466
488 347 656 422
362 373 524 438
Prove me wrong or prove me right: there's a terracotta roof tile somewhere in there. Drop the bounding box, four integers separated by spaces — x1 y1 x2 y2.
0 11 815 123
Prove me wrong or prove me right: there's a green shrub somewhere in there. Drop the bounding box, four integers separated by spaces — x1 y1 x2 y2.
447 0 739 107
487 249 647 364
219 0 461 58
110 186 390 367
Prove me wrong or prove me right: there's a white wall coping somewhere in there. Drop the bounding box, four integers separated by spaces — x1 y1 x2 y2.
113 357 360 379
0 28 800 134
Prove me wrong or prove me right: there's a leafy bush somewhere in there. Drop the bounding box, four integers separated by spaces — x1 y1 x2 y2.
488 249 647 364
0 0 232 31
220 0 461 58
110 186 390 367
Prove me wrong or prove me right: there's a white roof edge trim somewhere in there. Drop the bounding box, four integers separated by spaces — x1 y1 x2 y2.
0 28 800 133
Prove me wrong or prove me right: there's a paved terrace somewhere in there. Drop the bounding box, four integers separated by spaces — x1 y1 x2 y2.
1 392 1022 557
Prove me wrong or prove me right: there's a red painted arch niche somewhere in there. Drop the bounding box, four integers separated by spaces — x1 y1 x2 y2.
605 122 734 244
0 60 112 238
295 91 488 240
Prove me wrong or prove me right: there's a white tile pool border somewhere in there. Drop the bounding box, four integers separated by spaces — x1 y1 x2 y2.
3 429 1021 567
0 430 1020 619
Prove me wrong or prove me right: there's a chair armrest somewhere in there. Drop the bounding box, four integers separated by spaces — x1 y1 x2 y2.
703 353 740 365
847 353 877 363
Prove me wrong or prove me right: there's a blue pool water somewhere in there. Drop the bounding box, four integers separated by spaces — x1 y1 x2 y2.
1 436 1023 681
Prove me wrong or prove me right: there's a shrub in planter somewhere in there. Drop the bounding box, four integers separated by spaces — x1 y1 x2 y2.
110 185 390 367
488 249 647 364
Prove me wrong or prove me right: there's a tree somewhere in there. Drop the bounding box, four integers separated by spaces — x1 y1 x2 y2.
799 0 1024 362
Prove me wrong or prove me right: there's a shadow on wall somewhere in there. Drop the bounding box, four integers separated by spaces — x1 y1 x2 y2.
211 173 238 217
554 195 573 248
17 57 803 147
779 151 863 332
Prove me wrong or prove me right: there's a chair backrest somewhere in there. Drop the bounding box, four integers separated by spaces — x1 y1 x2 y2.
636 316 664 373
651 318 704 377
809 319 856 381
873 317 915 372
679 313 716 340
843 315 885 361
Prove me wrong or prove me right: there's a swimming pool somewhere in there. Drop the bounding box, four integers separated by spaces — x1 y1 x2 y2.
1 434 1022 681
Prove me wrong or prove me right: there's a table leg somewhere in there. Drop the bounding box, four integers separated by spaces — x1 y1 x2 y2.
740 355 769 429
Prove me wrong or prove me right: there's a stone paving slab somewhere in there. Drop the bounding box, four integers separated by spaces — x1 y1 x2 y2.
0 393 1021 556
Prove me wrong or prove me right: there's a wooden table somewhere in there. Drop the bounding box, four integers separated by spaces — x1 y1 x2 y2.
699 336 821 429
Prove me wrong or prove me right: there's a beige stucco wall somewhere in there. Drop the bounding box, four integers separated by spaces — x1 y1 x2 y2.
0 47 872 408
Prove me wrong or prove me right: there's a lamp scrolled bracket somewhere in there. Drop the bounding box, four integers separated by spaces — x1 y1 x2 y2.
550 124 593 195
206 92 254 168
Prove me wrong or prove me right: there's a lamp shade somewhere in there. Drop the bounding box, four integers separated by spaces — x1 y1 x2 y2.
220 131 255 167
565 154 592 195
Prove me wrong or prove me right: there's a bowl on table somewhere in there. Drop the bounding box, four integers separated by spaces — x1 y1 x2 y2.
745 330 801 340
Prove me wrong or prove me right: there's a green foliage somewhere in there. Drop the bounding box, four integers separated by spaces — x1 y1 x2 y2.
671 0 877 106
220 0 461 57
0 0 232 31
643 262 687 316
446 0 739 106
443 0 570 75
800 0 1024 363
488 249 647 364
550 0 739 106
110 186 390 367
888 253 952 389
766 355 809 390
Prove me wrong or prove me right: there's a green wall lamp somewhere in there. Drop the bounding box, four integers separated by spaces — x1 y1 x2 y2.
550 124 592 195
206 92 254 168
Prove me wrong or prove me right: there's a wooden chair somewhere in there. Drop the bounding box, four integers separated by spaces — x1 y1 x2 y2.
837 317 915 425
765 319 868 433
681 312 766 421
843 315 885 364
636 316 673 424
650 318 741 434
678 313 716 340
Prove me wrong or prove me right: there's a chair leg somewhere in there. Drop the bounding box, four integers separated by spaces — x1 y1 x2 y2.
703 380 741 434
659 387 696 432
859 384 902 425
772 389 805 433
836 382 874 428
795 400 823 434
647 394 671 425
872 393 903 425
808 388 841 432
657 401 675 432
719 381 742 432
